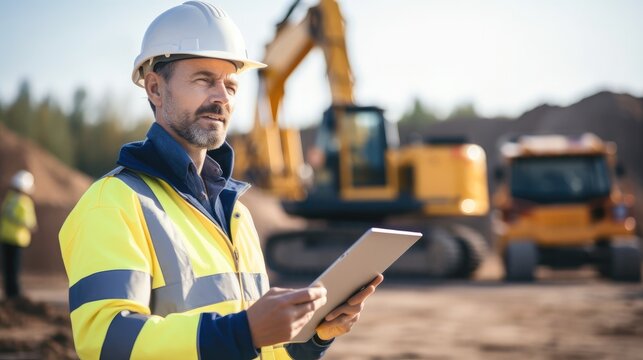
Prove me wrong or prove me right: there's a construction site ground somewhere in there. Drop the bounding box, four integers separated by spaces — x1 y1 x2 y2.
2 257 641 360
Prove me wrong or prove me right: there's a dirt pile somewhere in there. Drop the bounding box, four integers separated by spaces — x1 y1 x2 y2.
0 124 91 207
0 124 92 273
0 297 76 359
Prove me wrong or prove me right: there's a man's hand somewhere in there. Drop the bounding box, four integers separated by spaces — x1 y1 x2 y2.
315 274 384 341
247 286 327 347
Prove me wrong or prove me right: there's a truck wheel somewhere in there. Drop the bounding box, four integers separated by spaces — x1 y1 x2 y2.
425 228 461 278
504 240 538 282
451 224 489 278
607 238 641 282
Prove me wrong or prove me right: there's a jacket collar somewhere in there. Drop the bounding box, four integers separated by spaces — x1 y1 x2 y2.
117 122 248 195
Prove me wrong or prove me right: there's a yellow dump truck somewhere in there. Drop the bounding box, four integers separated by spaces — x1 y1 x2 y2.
493 133 641 281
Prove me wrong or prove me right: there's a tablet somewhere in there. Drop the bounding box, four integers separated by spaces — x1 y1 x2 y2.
290 227 423 343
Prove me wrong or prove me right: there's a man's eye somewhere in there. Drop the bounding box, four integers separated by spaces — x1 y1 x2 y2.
226 86 237 95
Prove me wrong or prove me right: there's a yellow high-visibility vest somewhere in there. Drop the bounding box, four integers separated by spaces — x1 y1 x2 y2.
60 168 290 359
0 189 37 247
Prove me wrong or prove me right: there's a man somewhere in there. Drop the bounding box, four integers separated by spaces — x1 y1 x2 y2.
1 170 37 299
59 2 382 359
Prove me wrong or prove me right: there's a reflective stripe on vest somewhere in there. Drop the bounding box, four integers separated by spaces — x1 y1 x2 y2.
99 310 149 360
68 269 151 312
115 169 194 287
113 168 268 315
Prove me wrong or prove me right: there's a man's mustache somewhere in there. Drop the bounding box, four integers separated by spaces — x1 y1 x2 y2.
195 103 228 117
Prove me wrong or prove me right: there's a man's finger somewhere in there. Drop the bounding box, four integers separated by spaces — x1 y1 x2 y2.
324 301 364 321
284 286 327 305
347 274 384 305
293 294 327 317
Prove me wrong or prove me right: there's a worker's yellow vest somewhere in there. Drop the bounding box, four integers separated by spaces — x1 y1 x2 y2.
0 189 36 247
60 169 290 360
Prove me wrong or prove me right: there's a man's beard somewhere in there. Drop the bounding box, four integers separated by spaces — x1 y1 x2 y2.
162 95 229 150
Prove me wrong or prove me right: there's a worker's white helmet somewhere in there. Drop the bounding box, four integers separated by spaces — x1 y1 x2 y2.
11 170 34 194
132 1 266 87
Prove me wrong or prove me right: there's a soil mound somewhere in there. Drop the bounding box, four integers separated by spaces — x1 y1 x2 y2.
0 124 92 273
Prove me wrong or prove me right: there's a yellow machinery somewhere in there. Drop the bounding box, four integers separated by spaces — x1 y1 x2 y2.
233 0 490 278
494 133 641 281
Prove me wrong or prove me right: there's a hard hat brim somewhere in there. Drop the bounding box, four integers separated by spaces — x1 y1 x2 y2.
132 51 266 88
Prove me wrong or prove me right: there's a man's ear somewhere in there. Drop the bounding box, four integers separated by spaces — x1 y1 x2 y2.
145 72 162 109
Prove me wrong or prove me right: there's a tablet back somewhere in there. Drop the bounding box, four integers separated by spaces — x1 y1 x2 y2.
290 227 422 343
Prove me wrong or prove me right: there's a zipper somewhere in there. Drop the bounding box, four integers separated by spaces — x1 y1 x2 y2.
184 193 246 305
233 247 246 306
168 181 247 307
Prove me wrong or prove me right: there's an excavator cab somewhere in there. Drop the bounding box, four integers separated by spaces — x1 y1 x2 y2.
284 105 429 221
313 105 392 195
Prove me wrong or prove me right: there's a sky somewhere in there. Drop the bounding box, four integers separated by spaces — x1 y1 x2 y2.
1 0 642 133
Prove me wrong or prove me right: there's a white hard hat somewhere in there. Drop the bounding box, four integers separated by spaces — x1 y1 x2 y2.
11 170 34 194
132 1 266 87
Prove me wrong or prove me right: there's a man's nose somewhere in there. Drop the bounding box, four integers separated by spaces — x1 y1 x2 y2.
208 81 231 104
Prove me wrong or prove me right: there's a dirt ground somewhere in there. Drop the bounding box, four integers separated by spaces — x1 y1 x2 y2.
0 275 75 360
320 271 643 359
0 259 641 360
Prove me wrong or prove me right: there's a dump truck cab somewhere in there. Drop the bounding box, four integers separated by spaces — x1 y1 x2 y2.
494 133 641 281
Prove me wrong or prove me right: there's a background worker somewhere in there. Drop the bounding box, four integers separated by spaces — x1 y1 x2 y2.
59 2 382 359
0 170 37 299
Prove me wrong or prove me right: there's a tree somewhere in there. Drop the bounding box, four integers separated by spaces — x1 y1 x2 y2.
446 102 478 120
68 88 89 165
33 96 74 165
69 88 88 136
4 80 35 138
398 97 440 125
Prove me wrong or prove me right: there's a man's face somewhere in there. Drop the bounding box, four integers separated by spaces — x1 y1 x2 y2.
156 58 238 150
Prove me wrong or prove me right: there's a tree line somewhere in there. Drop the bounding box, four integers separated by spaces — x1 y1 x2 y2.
0 81 151 178
0 81 478 178
398 97 479 126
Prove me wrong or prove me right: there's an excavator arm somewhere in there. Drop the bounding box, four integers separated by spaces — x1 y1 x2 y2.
233 0 354 199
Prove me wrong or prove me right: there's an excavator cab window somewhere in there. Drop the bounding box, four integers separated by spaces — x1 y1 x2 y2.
314 106 389 191
341 107 388 187
313 109 342 193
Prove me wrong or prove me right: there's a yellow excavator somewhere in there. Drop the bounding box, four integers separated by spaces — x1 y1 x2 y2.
233 0 490 278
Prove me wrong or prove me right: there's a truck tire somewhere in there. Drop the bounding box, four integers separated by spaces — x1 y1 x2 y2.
425 228 461 278
607 238 642 282
504 240 538 282
451 224 489 278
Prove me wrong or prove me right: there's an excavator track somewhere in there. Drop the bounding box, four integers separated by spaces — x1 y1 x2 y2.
264 225 475 279
265 228 362 277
